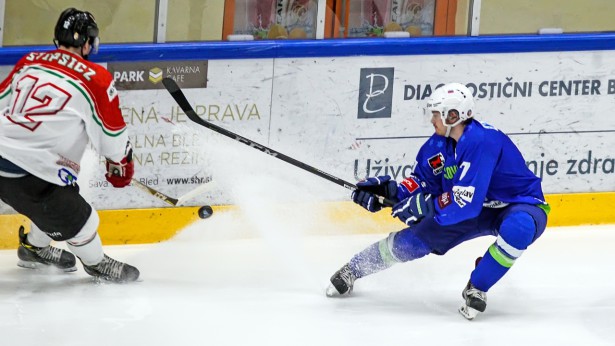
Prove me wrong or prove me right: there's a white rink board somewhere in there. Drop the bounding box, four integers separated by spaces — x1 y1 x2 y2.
103 59 274 209
1 49 614 212
270 51 615 195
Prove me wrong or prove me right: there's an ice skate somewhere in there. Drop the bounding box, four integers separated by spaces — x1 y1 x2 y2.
81 254 140 282
458 281 487 320
326 264 356 297
17 226 77 272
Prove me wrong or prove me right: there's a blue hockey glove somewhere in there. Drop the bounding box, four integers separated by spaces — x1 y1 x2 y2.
352 175 398 212
391 192 434 225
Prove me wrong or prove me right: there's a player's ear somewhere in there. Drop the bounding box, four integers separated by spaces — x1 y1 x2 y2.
447 110 460 123
84 41 92 54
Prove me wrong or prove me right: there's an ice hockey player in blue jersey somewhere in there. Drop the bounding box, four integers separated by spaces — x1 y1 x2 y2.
326 83 550 320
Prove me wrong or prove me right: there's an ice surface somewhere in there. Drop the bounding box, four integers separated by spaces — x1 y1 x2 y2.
5 124 613 345
1 217 614 346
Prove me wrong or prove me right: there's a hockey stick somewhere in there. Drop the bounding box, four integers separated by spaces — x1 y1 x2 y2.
161 77 395 207
131 178 211 207
176 181 211 206
131 179 179 206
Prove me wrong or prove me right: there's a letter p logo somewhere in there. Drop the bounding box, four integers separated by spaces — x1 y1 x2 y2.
358 68 394 119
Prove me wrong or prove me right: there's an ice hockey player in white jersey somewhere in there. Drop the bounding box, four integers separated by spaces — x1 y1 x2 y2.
0 8 139 282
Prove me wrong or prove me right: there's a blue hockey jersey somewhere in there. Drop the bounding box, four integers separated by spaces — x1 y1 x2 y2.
410 120 546 226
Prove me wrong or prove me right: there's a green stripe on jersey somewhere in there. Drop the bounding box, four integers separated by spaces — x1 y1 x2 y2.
0 87 12 100
0 73 14 100
538 203 551 215
29 65 125 137
32 66 63 79
66 79 124 137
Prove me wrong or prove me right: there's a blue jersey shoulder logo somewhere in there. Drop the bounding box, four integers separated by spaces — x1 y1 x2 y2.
428 153 445 175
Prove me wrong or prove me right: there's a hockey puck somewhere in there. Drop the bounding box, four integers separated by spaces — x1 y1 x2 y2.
198 205 213 219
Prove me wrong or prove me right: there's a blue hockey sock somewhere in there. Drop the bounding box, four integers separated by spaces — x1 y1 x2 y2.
349 242 391 278
349 230 431 278
470 212 536 291
470 249 509 291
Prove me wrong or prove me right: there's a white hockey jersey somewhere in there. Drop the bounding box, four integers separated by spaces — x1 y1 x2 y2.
0 49 129 186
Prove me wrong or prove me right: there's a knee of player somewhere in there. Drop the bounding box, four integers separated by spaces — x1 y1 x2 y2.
490 212 537 268
498 211 537 251
63 208 100 243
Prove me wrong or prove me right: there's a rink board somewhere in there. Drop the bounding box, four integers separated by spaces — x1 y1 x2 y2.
0 35 614 248
0 35 614 214
0 191 612 249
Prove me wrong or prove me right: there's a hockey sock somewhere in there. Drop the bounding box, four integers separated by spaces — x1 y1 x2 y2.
470 212 536 291
66 210 104 265
68 233 104 266
349 242 392 278
470 250 509 292
349 229 431 278
26 223 54 248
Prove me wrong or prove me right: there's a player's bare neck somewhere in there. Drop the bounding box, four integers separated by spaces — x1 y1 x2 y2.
449 125 465 142
58 46 83 58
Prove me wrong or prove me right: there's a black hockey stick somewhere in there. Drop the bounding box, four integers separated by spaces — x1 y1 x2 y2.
162 77 395 207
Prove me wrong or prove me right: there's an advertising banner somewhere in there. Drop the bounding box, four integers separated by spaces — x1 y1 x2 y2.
271 51 615 195
105 58 273 209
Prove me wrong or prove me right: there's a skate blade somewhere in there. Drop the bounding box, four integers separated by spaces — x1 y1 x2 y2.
325 284 351 298
17 260 77 273
325 285 339 297
86 274 142 284
458 304 480 320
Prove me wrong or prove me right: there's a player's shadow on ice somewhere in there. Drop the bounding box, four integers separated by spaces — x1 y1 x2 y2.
0 267 131 294
327 286 516 321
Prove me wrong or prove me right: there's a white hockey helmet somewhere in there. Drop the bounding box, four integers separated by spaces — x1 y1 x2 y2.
426 83 474 137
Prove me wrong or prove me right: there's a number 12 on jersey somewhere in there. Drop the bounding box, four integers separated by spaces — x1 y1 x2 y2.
7 74 72 131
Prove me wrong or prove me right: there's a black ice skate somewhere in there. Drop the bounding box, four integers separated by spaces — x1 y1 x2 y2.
326 264 356 297
81 254 140 282
459 281 487 320
17 226 77 272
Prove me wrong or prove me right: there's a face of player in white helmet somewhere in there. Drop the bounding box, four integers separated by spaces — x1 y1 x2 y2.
430 110 460 137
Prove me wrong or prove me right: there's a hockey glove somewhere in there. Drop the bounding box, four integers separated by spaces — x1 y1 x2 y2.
391 192 434 226
352 175 398 212
105 148 134 188
397 176 425 200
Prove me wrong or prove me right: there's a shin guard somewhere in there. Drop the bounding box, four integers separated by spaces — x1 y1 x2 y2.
470 212 536 291
349 229 431 278
66 209 104 266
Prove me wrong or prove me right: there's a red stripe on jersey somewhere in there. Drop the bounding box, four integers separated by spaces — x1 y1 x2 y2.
16 50 126 133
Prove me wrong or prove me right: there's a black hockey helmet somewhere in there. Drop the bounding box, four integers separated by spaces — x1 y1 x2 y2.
54 8 99 54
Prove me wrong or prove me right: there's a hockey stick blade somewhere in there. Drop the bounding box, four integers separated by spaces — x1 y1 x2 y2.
131 179 179 206
176 182 212 206
161 77 395 207
133 178 212 206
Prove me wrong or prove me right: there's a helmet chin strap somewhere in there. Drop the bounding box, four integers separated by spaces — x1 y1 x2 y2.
444 125 453 138
442 110 462 138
